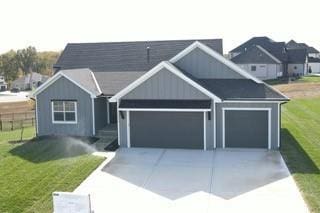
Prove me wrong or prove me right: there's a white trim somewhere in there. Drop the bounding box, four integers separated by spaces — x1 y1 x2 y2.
256 45 282 64
33 71 97 98
117 101 120 146
223 100 287 103
203 111 207 150
109 61 221 102
91 97 96 135
127 111 130 148
118 108 211 112
35 96 39 135
107 101 110 124
169 41 263 84
213 101 216 149
222 107 272 150
278 103 280 148
51 101 78 124
90 71 102 94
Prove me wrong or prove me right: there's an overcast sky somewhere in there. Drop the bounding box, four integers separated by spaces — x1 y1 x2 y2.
0 0 319 54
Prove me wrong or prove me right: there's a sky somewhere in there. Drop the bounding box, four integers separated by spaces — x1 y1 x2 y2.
0 0 319 54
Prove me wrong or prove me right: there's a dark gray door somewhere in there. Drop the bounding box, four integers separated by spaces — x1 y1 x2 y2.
225 110 268 148
109 103 117 123
130 111 203 149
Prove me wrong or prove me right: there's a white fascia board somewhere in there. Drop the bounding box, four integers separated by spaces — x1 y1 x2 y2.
256 45 282 64
33 72 97 98
169 41 263 84
118 108 211 112
110 61 221 102
90 71 102 94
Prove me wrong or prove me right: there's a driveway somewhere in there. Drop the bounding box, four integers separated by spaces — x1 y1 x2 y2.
75 148 308 213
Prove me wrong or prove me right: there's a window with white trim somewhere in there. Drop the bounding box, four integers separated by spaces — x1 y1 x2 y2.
52 101 77 123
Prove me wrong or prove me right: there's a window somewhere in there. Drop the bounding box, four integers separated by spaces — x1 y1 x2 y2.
251 65 256 71
52 101 77 124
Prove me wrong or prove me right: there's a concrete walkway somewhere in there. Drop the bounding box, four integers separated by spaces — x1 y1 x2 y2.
75 148 308 213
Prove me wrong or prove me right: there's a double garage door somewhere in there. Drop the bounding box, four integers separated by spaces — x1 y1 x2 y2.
130 111 204 149
128 110 269 149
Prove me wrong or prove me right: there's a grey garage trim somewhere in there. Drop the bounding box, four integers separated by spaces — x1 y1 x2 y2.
128 111 204 149
215 102 280 149
222 108 271 149
118 109 210 150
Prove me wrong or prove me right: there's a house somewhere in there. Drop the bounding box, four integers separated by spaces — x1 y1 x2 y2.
0 76 8 91
286 49 308 76
229 37 288 79
12 72 49 90
230 45 283 80
308 57 320 74
286 40 320 58
286 40 320 75
34 39 288 150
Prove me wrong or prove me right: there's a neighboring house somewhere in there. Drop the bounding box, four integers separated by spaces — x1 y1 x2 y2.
286 40 320 75
0 76 8 91
34 39 288 150
229 37 288 78
231 45 283 80
286 40 320 58
12 72 49 90
286 49 308 76
308 57 320 74
230 37 319 78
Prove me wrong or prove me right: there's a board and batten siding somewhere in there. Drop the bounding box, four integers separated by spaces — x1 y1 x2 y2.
174 47 245 79
36 76 93 136
215 102 280 149
123 68 210 100
119 67 214 149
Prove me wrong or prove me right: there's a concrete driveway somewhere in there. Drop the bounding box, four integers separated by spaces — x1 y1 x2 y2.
75 148 308 213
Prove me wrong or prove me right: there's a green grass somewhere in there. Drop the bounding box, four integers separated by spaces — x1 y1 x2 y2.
281 98 320 213
0 127 104 213
265 75 320 85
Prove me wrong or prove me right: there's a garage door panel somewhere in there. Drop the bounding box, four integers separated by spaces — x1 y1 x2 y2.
225 110 268 148
131 111 203 149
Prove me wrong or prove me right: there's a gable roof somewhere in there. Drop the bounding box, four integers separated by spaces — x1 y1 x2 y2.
286 40 319 54
231 45 281 64
33 68 101 97
230 36 287 62
170 41 263 83
54 39 223 72
109 61 222 102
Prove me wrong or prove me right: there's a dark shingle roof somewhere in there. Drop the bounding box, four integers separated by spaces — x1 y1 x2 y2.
230 36 287 62
119 100 211 109
286 40 319 54
170 63 287 101
198 79 288 100
61 68 101 96
308 57 320 63
54 39 223 72
93 71 145 96
287 49 307 63
231 45 281 64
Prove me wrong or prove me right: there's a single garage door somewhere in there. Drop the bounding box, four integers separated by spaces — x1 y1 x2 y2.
225 110 269 148
130 111 203 149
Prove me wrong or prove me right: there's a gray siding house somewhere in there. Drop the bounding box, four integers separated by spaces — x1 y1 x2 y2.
34 39 288 150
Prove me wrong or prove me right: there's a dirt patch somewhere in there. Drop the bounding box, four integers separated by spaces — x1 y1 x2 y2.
273 82 320 99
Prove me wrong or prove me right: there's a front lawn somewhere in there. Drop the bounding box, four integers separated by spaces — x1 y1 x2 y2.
281 98 320 213
0 127 104 213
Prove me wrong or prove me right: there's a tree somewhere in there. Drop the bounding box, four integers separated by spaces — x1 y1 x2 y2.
16 46 37 75
0 50 19 83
